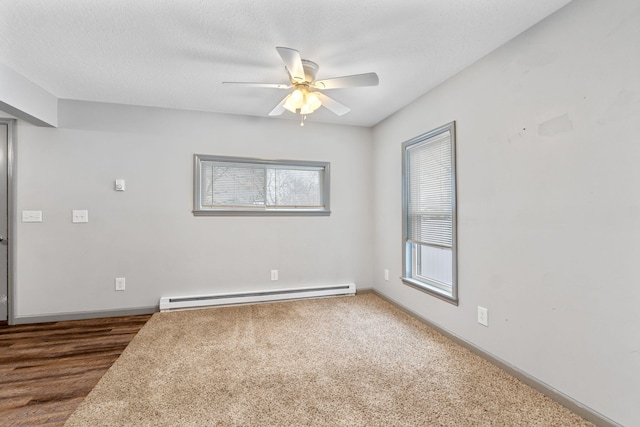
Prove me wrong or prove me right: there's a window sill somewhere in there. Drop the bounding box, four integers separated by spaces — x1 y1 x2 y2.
401 277 458 306
193 209 331 217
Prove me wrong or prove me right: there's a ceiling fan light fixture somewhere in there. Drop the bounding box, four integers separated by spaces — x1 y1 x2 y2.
283 93 297 113
284 85 322 115
284 87 306 112
301 91 322 114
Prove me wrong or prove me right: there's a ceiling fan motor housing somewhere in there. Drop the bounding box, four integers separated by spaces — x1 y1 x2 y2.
300 59 319 83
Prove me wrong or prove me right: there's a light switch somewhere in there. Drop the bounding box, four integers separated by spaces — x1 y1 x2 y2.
115 179 126 191
72 210 89 223
22 211 43 222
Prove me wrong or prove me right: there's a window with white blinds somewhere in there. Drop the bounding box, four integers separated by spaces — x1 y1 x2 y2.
193 155 330 216
402 122 458 304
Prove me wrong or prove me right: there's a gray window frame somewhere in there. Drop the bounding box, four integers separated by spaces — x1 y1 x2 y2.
193 154 331 216
401 122 458 305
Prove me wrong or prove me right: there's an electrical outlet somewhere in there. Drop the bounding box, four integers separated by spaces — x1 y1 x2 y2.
384 269 390 281
477 306 488 327
270 270 278 281
115 277 126 291
72 210 89 223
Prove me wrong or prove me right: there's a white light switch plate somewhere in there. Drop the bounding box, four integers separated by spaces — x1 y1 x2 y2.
115 179 126 191
22 210 43 222
72 210 89 223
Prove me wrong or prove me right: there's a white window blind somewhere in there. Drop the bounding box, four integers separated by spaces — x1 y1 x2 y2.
406 131 453 248
200 162 266 208
194 155 330 216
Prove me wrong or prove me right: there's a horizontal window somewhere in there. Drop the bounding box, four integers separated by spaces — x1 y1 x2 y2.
193 155 330 216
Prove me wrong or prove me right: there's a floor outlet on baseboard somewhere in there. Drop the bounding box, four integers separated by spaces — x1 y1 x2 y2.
384 269 389 281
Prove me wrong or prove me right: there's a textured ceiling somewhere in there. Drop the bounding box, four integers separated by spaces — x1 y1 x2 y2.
0 0 572 127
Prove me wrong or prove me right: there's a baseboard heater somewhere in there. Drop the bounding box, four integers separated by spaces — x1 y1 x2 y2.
159 283 356 312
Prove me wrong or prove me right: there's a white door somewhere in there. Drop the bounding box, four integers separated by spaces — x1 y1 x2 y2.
0 122 8 322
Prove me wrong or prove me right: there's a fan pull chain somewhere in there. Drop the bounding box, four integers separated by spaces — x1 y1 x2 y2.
300 114 307 126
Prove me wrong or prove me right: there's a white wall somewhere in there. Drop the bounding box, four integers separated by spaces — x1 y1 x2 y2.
15 100 372 317
372 0 640 425
0 63 58 127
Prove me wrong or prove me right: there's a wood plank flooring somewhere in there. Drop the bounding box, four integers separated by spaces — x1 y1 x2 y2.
0 314 151 426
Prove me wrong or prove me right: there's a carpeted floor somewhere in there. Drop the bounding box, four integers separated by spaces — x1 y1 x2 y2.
65 294 592 426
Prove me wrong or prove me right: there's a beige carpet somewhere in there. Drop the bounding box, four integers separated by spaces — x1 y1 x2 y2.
65 294 592 426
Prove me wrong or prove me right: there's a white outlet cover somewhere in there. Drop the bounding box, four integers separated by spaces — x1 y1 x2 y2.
477 306 489 327
72 210 89 223
115 277 126 291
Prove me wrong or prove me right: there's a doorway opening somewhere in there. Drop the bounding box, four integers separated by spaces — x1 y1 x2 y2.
0 118 15 324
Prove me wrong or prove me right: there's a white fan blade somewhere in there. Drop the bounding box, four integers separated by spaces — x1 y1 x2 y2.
223 82 291 89
314 72 379 89
276 47 305 83
269 96 288 116
316 92 351 116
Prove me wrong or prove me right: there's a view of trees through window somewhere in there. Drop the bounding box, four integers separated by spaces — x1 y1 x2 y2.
266 168 321 207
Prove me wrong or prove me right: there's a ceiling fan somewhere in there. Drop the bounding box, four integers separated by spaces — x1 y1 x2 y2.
223 47 379 125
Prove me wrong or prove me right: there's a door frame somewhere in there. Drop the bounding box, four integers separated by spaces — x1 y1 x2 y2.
0 118 16 324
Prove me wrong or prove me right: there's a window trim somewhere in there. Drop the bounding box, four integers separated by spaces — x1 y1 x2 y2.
401 122 458 305
193 154 331 216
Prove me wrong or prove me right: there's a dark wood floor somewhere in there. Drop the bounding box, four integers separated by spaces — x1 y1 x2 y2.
0 314 151 426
